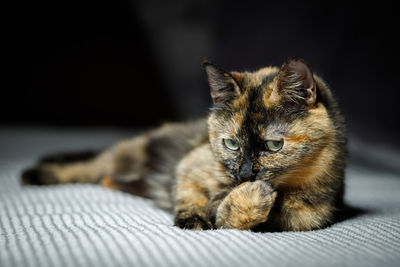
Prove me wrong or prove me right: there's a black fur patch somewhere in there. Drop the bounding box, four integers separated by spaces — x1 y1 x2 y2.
174 214 211 230
145 135 176 173
39 150 98 164
21 168 41 185
261 72 278 86
21 167 45 185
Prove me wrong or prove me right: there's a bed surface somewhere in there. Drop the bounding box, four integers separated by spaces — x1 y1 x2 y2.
1 128 400 267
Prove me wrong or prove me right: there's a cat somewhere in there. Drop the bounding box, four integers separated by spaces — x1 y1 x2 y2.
22 56 347 231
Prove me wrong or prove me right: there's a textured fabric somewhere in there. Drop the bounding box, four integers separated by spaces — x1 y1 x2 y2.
1 128 400 267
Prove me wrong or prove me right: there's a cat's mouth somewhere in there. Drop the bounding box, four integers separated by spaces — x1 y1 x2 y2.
234 169 274 183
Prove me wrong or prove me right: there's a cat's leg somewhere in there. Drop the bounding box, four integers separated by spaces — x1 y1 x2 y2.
22 135 148 186
214 181 277 230
172 144 228 230
268 190 335 231
174 179 278 231
173 180 213 230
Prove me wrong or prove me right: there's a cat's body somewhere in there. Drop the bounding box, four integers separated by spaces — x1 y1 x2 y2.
22 57 346 231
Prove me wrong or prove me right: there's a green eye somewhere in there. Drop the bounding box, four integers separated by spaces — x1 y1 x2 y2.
266 140 284 152
223 139 240 151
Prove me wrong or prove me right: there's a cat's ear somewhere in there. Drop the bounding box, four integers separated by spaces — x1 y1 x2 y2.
203 60 240 104
270 57 316 107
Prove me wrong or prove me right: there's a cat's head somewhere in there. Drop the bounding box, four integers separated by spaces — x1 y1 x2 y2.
204 57 337 186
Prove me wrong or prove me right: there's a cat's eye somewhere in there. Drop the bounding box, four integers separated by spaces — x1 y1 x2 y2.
223 139 240 151
266 140 284 152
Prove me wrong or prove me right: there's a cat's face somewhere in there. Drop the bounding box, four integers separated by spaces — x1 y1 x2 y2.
205 57 335 185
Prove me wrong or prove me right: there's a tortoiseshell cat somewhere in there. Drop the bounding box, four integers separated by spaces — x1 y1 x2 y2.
22 57 346 231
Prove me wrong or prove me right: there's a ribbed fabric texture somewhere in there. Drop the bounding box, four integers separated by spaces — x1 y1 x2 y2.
1 129 400 267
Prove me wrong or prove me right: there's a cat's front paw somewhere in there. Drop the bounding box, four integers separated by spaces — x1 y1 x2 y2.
216 181 277 230
174 211 211 230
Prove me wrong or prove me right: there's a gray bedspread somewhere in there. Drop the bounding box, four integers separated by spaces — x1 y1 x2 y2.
1 128 399 267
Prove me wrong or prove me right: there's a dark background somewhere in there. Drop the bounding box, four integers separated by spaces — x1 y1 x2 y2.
2 1 399 148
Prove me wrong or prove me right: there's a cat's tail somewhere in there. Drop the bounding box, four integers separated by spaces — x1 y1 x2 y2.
21 134 149 188
21 150 100 185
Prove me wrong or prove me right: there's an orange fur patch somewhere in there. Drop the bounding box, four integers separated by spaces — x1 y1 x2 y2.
101 176 119 190
255 113 263 120
263 81 278 108
209 131 217 138
177 183 208 208
259 127 265 138
274 145 334 190
281 200 333 231
232 94 248 110
234 112 243 128
285 135 309 143
231 72 243 85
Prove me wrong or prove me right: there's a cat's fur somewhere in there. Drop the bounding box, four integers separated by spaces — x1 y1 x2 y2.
22 57 346 231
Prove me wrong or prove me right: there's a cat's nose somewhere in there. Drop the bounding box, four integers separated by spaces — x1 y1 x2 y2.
238 162 256 182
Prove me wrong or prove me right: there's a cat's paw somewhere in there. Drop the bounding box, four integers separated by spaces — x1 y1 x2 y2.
216 180 277 230
174 212 211 230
